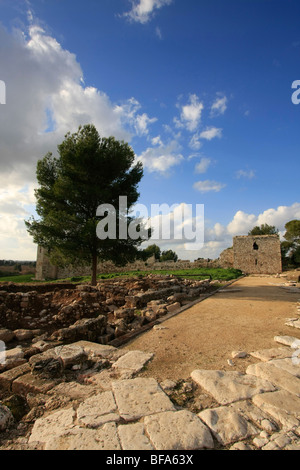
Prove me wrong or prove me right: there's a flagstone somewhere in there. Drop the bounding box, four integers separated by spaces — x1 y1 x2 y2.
144 410 214 450
199 405 259 446
45 423 121 450
77 391 120 428
117 422 154 450
112 350 154 374
250 348 293 362
191 369 276 405
246 362 300 397
111 377 175 422
253 390 300 430
274 336 300 347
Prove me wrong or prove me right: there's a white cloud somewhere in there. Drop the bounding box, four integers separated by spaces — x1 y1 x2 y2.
134 113 157 135
151 135 163 146
175 94 204 132
136 140 184 174
189 133 202 150
124 0 173 24
194 157 212 174
0 20 158 259
226 210 257 235
235 169 256 179
201 202 300 260
155 27 163 39
199 126 222 141
193 180 226 193
0 184 37 260
210 95 228 116
0 24 154 188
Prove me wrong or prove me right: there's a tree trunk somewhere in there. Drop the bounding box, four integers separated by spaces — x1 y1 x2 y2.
91 253 98 286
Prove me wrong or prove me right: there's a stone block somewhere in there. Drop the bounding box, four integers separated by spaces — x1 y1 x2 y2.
250 348 293 362
0 328 15 343
191 369 276 405
77 391 119 428
112 350 154 374
246 362 300 397
199 406 259 446
45 423 121 451
253 390 300 430
12 372 58 395
72 340 116 359
0 362 31 391
274 335 299 347
112 377 175 422
117 422 154 450
144 410 214 450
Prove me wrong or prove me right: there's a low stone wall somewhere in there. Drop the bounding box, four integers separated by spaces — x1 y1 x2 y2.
0 275 213 353
36 245 222 281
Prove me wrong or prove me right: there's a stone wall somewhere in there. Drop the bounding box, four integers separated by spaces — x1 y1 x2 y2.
233 235 282 274
35 246 222 281
219 247 234 268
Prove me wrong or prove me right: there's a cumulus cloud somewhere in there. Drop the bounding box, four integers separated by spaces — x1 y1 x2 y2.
175 94 204 132
199 127 222 141
235 169 256 180
194 157 212 174
193 180 226 193
0 24 157 187
0 184 37 260
0 20 157 259
140 202 205 258
124 0 173 24
136 140 184 174
201 203 300 260
210 95 228 116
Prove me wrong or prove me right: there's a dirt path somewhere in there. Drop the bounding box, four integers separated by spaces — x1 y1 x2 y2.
123 276 300 382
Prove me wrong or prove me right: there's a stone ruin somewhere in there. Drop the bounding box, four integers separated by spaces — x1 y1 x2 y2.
219 235 282 275
0 275 213 352
0 274 299 450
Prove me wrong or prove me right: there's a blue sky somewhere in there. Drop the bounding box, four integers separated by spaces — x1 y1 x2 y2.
0 0 300 261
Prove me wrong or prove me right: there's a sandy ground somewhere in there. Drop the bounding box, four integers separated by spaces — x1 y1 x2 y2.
124 276 300 382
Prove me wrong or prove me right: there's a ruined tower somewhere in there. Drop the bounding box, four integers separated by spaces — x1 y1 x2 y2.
233 235 282 274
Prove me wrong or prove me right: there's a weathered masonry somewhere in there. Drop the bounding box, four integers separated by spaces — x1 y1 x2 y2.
233 235 282 274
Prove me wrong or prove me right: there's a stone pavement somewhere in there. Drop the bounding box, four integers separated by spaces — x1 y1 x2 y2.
0 295 300 450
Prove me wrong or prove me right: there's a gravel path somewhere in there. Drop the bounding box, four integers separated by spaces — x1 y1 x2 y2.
124 276 300 382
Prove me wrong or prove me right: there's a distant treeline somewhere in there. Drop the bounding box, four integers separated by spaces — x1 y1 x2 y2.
0 260 36 266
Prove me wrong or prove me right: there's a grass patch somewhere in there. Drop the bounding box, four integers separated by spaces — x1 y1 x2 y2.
0 268 243 284
0 274 37 283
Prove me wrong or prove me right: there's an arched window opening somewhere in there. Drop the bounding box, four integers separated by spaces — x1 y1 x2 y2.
253 242 259 251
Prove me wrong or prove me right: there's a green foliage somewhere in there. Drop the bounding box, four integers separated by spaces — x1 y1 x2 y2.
160 250 178 262
248 224 279 235
141 244 161 260
281 219 300 268
0 274 36 282
25 124 145 284
2 268 243 284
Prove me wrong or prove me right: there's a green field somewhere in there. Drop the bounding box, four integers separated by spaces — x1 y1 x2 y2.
0 268 243 284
